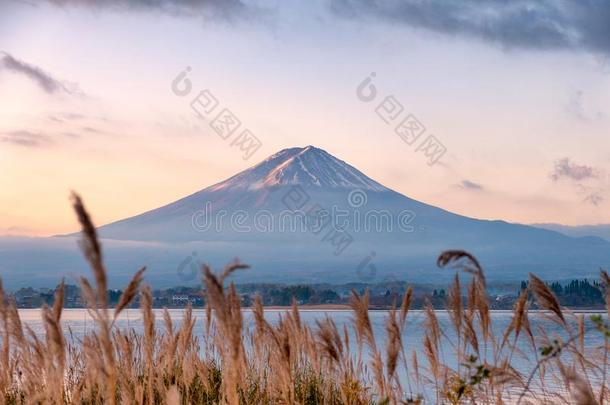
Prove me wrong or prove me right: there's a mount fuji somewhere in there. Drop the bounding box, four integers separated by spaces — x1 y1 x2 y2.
1 145 609 288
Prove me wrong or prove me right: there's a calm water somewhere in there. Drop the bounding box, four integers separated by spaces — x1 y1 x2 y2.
18 308 607 362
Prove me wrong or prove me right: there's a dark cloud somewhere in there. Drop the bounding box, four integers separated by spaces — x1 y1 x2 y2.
43 0 254 20
458 179 484 191
551 158 598 181
331 0 610 55
0 131 53 147
0 52 83 95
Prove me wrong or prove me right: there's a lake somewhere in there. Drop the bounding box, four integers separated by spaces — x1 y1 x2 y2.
17 308 607 350
15 308 608 402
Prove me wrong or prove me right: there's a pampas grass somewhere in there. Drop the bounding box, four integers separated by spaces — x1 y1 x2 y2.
0 194 607 404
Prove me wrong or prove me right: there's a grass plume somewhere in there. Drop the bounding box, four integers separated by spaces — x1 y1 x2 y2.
0 195 606 404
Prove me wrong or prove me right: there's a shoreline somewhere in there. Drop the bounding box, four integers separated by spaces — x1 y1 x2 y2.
16 306 609 313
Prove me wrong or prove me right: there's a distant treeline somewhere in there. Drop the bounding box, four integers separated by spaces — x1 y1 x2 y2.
9 277 608 310
519 279 605 308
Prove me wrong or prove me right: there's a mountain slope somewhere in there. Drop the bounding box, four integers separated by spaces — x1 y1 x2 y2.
532 223 610 242
4 145 609 288
89 146 610 280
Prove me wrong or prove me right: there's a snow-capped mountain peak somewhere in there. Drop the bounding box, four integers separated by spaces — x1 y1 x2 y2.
210 146 388 191
74 145 610 286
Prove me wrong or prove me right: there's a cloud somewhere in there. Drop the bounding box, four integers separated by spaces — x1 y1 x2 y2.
0 226 37 237
48 113 84 122
43 0 255 20
565 89 603 121
458 179 484 191
0 129 82 147
61 132 81 138
47 116 64 124
596 55 610 74
551 158 598 181
550 159 606 206
81 126 101 133
0 130 53 147
0 52 83 95
584 192 604 206
566 90 588 120
330 0 610 55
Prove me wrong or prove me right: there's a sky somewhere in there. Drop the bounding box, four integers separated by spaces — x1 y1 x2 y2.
1 0 610 236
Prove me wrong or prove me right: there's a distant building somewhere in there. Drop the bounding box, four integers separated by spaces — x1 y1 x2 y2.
171 295 191 305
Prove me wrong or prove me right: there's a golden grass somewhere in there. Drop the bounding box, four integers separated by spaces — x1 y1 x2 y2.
0 194 608 404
